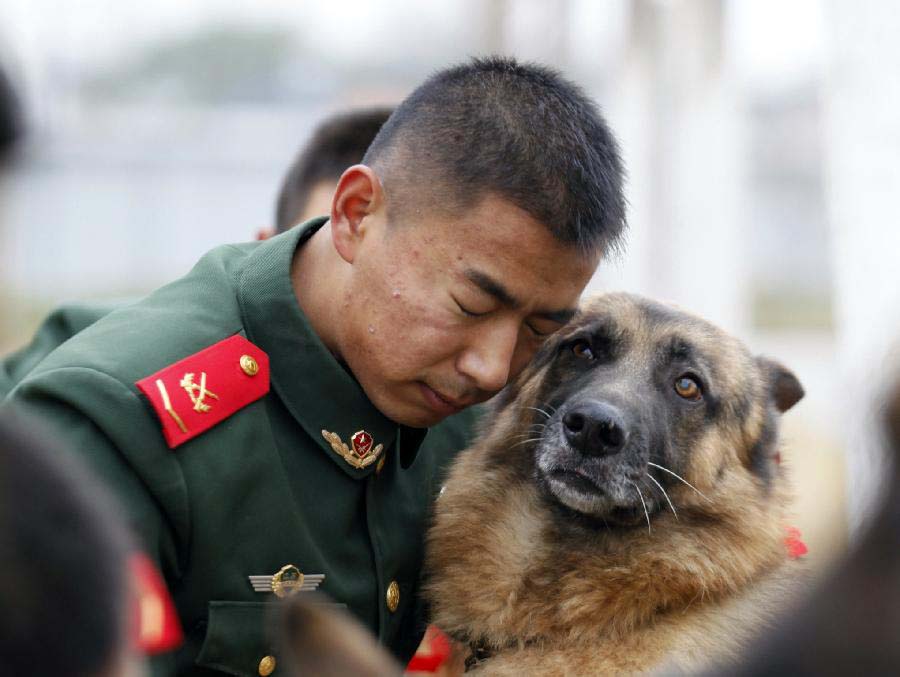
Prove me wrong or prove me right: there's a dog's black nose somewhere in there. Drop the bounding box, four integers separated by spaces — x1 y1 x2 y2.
562 401 628 457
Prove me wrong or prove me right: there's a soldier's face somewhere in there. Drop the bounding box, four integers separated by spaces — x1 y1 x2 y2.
337 192 598 427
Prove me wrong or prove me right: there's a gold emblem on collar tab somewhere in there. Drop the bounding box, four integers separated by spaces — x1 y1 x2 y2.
321 429 384 469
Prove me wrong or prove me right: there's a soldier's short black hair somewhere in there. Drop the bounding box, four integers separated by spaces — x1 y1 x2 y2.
0 414 132 677
275 107 393 232
363 56 627 255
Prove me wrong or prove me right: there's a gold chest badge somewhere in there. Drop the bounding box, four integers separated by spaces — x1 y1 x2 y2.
321 429 384 469
248 564 325 598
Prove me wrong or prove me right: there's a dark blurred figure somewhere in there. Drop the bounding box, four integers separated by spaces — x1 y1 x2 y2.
722 379 900 675
0 413 139 677
278 594 401 677
0 65 23 165
271 106 392 235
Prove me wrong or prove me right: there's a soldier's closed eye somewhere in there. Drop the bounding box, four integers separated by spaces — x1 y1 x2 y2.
453 296 492 318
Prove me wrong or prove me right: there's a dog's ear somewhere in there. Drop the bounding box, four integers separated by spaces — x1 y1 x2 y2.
758 357 805 413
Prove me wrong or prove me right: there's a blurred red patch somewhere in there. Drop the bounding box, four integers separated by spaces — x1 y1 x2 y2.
130 552 183 654
785 526 809 559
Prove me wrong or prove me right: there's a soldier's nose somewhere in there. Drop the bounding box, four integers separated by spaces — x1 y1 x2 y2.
562 401 629 457
458 327 517 394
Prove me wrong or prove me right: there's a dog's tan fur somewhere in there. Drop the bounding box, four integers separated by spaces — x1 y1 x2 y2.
425 293 804 675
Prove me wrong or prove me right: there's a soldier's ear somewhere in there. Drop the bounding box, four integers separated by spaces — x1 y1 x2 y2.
330 165 384 264
758 357 805 413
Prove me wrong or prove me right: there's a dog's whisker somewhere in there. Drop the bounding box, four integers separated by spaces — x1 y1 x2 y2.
647 462 711 503
628 479 651 535
645 473 678 520
509 437 544 449
526 406 553 420
509 427 545 441
515 422 546 432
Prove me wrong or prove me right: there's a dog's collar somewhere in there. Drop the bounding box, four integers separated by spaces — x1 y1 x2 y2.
466 639 539 671
465 642 494 672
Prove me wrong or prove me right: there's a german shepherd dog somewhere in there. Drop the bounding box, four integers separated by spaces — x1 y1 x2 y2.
423 292 806 675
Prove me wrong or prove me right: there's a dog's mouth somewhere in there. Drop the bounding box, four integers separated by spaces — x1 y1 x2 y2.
550 468 603 495
541 458 656 523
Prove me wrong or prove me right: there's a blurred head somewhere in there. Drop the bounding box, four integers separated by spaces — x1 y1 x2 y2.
325 57 627 427
0 414 138 677
279 594 400 677
0 65 23 169
274 107 393 233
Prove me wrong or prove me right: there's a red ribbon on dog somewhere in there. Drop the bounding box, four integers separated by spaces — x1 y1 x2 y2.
784 526 808 559
406 625 453 673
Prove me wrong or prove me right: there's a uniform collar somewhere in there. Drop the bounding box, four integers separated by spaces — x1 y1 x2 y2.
237 218 401 479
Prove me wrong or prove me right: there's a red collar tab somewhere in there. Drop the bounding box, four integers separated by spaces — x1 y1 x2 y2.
136 335 270 449
784 526 809 559
129 553 183 655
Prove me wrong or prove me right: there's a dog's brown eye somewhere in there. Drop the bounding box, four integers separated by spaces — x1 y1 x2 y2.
674 376 702 400
572 340 594 360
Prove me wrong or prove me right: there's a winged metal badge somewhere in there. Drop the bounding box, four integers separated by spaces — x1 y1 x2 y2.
321 429 384 469
248 564 325 598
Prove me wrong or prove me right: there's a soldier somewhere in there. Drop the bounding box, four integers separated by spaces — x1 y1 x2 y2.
0 107 392 397
3 57 626 676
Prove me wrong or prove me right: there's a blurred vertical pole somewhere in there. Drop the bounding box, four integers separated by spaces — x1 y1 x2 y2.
823 1 900 533
478 0 507 53
613 0 745 334
476 0 571 67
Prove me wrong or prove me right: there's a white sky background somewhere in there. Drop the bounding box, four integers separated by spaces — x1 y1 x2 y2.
0 0 834 317
2 0 825 91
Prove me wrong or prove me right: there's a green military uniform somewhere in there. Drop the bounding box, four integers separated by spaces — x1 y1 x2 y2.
3 218 478 676
0 301 123 397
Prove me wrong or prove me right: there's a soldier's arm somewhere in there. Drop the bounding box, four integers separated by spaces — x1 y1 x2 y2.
0 302 118 399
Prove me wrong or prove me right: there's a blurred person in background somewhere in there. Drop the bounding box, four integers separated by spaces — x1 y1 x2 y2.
0 65 22 166
0 106 392 397
0 413 138 677
3 57 626 676
0 411 184 676
722 374 900 675
270 106 393 236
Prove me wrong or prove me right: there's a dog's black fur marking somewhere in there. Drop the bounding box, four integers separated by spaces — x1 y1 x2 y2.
747 409 777 486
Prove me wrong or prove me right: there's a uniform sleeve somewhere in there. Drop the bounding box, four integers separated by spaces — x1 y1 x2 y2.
0 303 114 400
5 366 188 570
0 318 73 399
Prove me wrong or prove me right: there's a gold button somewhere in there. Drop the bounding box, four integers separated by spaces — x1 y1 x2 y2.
386 580 400 613
240 354 259 377
258 654 276 676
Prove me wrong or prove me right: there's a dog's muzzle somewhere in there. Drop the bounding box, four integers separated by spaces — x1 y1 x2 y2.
561 400 630 457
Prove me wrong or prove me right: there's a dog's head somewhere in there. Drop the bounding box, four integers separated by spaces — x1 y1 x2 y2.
493 293 804 527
